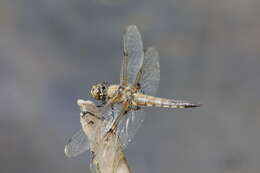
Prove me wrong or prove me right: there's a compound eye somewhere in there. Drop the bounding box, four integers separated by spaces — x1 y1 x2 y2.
91 87 95 93
97 88 102 98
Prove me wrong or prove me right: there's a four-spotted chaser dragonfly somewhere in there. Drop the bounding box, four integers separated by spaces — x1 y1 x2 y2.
65 25 200 161
65 99 130 173
90 25 201 146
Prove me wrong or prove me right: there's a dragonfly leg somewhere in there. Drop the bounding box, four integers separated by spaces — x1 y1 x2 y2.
110 102 129 133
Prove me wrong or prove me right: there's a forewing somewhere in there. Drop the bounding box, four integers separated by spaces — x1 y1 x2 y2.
120 53 128 86
140 47 160 95
117 109 146 148
64 129 90 158
123 25 144 85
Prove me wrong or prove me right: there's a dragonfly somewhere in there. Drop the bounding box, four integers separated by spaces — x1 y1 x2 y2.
90 25 201 147
65 99 130 173
64 25 200 160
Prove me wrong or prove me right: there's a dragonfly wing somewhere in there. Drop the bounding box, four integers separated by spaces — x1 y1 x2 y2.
120 52 128 86
99 102 145 148
140 47 160 95
117 109 146 148
123 25 144 85
64 129 90 158
100 103 124 136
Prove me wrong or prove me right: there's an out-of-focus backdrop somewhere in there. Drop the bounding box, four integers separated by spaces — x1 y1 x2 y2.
1 0 260 172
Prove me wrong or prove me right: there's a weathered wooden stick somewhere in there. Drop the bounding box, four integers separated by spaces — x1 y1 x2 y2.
78 99 131 173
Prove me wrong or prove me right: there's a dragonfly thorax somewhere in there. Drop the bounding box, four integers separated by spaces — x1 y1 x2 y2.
90 82 109 101
122 87 135 101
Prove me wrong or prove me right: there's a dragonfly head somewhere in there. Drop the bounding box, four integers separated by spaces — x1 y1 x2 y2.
90 82 109 101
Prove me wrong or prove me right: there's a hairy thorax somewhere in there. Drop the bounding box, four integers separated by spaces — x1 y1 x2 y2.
107 85 138 106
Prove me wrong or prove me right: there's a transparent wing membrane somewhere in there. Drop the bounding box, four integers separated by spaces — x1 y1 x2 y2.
120 54 128 86
140 47 160 95
64 129 90 158
99 101 146 148
100 103 124 136
123 25 144 85
117 109 146 148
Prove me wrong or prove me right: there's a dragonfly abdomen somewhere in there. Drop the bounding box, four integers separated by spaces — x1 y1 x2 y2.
134 93 200 108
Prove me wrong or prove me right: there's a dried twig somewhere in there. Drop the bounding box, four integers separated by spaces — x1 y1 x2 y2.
78 99 131 173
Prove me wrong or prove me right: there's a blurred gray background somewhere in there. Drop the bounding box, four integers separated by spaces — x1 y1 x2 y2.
1 0 260 172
